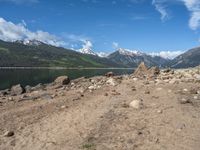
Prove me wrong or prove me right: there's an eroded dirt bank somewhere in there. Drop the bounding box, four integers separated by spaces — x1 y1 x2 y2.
0 66 200 150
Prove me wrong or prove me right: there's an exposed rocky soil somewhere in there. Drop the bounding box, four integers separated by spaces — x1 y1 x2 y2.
0 65 200 150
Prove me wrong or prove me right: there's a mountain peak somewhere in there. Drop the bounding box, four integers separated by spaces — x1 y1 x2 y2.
79 47 97 56
117 48 143 56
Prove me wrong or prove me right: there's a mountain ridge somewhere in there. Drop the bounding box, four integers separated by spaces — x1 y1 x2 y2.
0 39 200 68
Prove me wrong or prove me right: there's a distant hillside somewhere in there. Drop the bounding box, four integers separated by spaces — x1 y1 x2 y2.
1 39 200 69
170 47 200 68
0 40 124 68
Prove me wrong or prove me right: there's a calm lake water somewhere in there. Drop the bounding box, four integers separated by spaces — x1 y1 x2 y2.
0 69 133 90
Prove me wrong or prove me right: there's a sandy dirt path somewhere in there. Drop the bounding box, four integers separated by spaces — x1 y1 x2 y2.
1 77 200 150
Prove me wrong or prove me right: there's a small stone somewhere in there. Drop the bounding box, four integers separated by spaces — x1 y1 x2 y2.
132 86 136 91
157 110 163 114
104 93 108 96
90 79 95 84
133 78 138 81
4 131 14 137
179 98 191 104
129 99 143 109
144 90 150 94
122 103 129 108
8 97 13 101
88 85 96 90
105 72 114 77
143 81 149 85
61 105 67 109
51 94 57 98
168 90 172 93
177 123 186 131
106 78 117 86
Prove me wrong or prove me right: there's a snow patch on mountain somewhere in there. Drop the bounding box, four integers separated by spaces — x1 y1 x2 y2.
79 47 97 56
149 51 185 59
15 40 43 46
117 48 144 56
96 52 109 58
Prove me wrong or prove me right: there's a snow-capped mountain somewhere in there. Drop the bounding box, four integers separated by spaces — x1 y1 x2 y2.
117 48 143 56
108 48 169 67
79 47 97 56
79 47 109 58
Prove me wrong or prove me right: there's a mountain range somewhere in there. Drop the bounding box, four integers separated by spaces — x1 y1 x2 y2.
0 39 200 68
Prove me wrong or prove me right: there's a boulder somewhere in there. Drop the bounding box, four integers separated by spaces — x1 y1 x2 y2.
105 72 114 77
133 62 148 78
11 84 25 95
54 76 70 85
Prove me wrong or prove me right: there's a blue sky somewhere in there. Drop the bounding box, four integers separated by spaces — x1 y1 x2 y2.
0 0 200 57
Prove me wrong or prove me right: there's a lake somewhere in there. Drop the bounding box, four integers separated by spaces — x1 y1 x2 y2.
0 69 133 90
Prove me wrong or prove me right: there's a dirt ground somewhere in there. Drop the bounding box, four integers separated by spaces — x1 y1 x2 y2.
0 72 200 150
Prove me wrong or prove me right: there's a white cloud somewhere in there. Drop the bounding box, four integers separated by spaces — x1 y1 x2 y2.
82 40 93 50
152 0 200 30
62 33 93 50
112 42 119 49
0 17 65 47
149 50 185 59
152 0 170 21
181 0 200 30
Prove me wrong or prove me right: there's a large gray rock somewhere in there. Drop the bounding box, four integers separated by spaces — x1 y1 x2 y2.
54 76 70 85
11 84 25 95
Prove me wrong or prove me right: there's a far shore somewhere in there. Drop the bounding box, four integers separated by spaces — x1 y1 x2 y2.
0 67 135 70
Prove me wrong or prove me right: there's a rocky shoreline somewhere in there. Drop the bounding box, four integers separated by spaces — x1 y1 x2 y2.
1 63 199 103
1 63 200 150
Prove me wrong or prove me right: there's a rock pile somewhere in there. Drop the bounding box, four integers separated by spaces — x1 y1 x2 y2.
133 62 160 79
133 62 148 79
